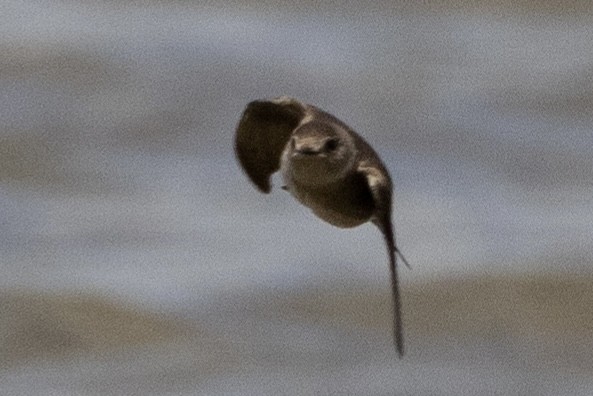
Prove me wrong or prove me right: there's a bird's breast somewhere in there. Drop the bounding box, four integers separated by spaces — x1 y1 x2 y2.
286 175 375 228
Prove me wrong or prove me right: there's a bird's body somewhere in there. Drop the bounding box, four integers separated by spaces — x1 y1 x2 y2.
234 96 408 356
280 115 380 228
282 170 375 228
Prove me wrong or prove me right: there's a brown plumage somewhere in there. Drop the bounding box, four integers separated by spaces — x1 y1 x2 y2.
235 96 409 357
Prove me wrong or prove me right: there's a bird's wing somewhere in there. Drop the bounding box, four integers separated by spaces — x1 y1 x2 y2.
358 163 405 357
234 97 307 193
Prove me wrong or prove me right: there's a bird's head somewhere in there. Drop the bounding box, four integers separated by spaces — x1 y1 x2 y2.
285 121 356 186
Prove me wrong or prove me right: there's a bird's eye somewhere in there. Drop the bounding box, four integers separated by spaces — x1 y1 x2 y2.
324 138 339 151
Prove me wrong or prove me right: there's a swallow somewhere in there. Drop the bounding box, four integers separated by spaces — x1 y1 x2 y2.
234 96 409 356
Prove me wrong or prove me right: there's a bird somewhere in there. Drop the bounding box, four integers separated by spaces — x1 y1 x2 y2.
234 96 409 357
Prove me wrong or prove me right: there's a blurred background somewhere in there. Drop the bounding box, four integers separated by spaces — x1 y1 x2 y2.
1 1 592 394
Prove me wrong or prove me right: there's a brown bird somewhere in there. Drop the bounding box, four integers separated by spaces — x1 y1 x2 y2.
234 96 409 357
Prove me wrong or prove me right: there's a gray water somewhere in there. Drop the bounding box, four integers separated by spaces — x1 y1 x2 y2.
1 1 593 394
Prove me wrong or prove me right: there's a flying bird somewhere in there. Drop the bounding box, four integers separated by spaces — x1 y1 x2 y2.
234 96 409 357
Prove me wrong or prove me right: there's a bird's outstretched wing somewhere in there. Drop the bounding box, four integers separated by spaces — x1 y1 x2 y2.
234 97 306 193
358 163 406 357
